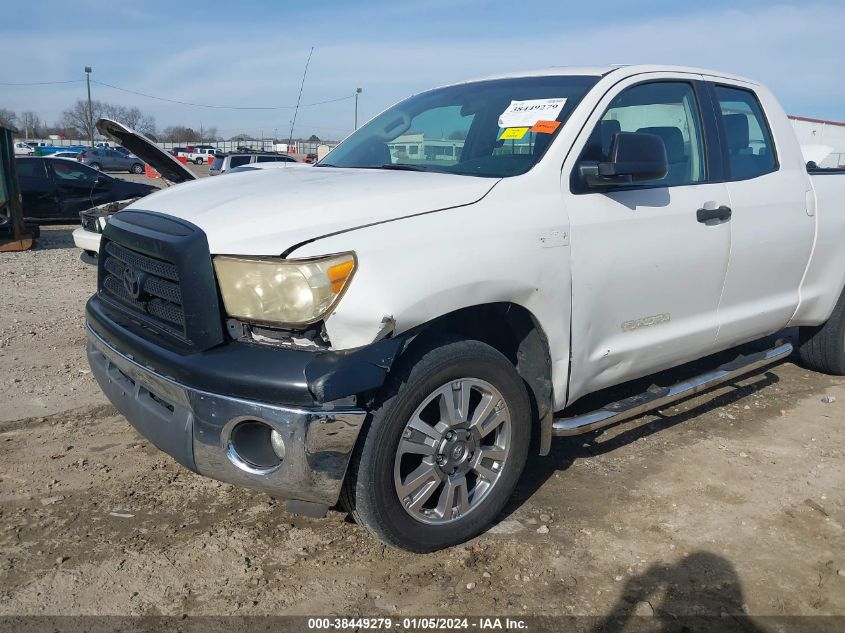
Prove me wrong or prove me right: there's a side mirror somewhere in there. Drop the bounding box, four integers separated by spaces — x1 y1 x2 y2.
579 132 668 187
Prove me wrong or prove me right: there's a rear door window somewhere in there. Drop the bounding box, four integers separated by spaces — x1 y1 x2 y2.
15 158 48 179
256 155 292 163
713 85 777 180
229 155 251 168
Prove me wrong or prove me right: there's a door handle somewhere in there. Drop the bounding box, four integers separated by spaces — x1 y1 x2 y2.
697 205 732 224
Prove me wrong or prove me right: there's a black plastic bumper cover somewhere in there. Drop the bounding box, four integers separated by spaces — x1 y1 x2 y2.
86 294 406 406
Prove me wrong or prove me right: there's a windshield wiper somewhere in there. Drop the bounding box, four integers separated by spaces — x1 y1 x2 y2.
379 163 428 171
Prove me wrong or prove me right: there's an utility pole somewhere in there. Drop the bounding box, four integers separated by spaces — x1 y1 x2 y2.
354 87 362 130
84 66 93 147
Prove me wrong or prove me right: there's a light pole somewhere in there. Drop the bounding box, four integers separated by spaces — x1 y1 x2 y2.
354 87 362 130
84 66 93 147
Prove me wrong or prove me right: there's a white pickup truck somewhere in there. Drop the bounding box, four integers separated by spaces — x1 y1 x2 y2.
85 65 845 552
180 146 217 164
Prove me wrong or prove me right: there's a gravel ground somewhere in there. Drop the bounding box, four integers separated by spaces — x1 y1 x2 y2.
0 225 844 622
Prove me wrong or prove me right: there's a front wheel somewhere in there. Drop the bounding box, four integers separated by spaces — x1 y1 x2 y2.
342 337 531 552
130 163 144 174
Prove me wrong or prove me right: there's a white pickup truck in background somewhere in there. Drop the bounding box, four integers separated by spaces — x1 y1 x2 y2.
180 147 217 164
86 65 845 552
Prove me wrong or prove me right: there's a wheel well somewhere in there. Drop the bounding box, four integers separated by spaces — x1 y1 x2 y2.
399 303 554 454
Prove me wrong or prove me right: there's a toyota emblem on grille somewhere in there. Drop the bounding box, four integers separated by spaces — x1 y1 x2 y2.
122 266 144 300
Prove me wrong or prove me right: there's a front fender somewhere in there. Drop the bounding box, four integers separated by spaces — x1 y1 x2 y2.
289 182 573 412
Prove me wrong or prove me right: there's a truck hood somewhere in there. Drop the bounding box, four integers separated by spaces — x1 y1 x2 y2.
127 166 499 255
95 118 196 184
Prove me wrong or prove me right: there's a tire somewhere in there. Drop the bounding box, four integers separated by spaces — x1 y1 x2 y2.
341 337 531 552
89 162 101 171
194 158 203 165
798 286 845 375
130 163 144 174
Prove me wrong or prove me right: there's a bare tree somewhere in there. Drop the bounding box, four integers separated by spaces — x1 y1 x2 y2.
0 108 16 129
161 126 200 143
61 99 157 139
19 111 42 139
101 104 156 135
61 99 103 139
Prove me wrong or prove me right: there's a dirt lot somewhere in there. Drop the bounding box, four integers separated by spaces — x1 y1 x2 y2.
1 226 844 623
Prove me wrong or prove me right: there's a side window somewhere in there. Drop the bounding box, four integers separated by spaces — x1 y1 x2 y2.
229 155 251 168
578 81 706 187
15 159 47 179
49 160 98 184
713 85 777 181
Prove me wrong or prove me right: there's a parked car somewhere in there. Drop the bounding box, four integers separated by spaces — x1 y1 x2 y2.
183 147 217 164
169 147 188 157
209 152 299 175
46 151 83 160
84 65 845 552
227 161 311 174
72 119 197 259
78 147 145 174
16 156 158 222
14 141 34 156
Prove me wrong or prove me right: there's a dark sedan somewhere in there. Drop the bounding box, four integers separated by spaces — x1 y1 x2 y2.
16 157 158 222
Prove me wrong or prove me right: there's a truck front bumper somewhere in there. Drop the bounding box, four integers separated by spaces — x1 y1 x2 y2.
72 227 102 255
86 325 367 516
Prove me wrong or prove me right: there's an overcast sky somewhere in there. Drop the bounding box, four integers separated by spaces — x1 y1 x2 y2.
2 0 843 140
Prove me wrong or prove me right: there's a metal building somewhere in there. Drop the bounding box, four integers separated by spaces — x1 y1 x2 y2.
789 115 845 167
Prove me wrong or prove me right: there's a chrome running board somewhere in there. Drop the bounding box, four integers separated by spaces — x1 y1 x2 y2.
552 340 793 437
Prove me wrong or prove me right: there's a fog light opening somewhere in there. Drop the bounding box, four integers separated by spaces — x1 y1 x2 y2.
227 420 283 472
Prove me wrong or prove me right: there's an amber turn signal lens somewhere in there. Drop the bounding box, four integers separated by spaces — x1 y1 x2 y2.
328 260 355 294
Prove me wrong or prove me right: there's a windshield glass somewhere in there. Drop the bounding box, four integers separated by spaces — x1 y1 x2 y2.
319 75 599 178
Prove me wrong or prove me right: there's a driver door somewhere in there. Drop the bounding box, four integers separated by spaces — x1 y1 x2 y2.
562 75 731 405
47 160 104 217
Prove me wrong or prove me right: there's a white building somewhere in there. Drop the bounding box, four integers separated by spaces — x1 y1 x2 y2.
789 116 845 168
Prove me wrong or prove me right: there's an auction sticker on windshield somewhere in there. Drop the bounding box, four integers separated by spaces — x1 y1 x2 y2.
498 98 567 128
530 120 561 134
500 127 529 140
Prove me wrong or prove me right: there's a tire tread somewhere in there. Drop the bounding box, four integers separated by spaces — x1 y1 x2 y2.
798 286 845 375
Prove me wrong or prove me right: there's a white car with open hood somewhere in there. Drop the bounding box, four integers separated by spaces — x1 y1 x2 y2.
84 65 845 551
72 120 307 261
71 119 197 261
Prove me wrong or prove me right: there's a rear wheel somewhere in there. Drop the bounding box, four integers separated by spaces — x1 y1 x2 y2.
194 157 203 165
798 287 845 375
130 163 144 174
342 338 531 552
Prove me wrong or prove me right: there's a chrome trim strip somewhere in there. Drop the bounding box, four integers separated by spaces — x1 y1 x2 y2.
86 324 367 507
552 341 793 437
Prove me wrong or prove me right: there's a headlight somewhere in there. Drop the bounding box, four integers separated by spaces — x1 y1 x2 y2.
213 252 356 326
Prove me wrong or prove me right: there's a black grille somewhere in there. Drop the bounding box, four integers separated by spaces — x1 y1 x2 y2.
97 210 225 350
101 240 186 337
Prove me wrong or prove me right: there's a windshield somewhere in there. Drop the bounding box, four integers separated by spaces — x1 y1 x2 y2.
319 75 599 178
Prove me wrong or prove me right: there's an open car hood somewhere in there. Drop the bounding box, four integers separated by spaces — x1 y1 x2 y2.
95 118 196 184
